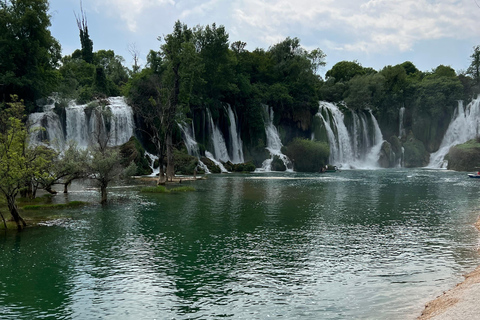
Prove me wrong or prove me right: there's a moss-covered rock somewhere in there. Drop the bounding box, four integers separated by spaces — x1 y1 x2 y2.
403 133 430 167
271 155 286 171
119 136 153 175
446 139 480 171
378 141 393 168
174 148 199 175
200 157 221 173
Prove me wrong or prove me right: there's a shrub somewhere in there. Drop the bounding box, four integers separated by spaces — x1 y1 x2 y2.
282 138 330 172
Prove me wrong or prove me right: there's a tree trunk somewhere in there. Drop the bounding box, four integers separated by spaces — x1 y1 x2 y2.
100 184 107 205
7 195 26 230
64 182 69 194
156 139 166 185
45 186 57 195
0 211 6 230
166 133 175 182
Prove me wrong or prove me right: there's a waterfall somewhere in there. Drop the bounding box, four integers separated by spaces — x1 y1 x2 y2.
28 101 65 149
206 109 231 163
399 106 406 138
257 105 293 172
29 97 135 150
178 121 210 174
225 105 244 163
315 102 384 169
428 98 480 168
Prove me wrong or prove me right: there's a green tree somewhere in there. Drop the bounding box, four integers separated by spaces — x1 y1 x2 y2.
0 97 52 229
75 4 94 64
0 0 61 109
86 109 125 205
325 60 365 83
467 45 480 85
36 141 89 194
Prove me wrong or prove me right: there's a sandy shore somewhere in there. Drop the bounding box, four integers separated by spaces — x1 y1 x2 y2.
418 216 480 320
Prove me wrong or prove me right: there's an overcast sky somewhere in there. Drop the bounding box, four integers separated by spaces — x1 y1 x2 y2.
48 0 480 77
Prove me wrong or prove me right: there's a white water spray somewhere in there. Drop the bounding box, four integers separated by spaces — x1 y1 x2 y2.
315 102 384 169
428 98 480 168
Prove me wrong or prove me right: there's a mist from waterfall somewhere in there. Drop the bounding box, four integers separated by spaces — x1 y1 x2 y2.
315 102 384 169
428 97 480 168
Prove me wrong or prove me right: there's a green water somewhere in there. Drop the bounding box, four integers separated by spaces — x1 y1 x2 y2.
1 169 479 319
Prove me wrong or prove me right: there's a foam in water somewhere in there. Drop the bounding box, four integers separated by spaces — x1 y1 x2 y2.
315 102 384 169
428 97 480 168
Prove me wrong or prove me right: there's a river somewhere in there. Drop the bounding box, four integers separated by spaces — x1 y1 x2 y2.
0 169 479 319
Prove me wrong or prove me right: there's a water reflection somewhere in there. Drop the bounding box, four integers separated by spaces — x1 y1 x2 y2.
0 170 479 319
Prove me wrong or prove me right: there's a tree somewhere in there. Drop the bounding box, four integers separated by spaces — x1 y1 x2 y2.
0 0 61 109
467 45 480 85
35 141 89 194
75 2 93 64
325 61 365 83
154 21 202 182
87 107 124 204
0 97 53 229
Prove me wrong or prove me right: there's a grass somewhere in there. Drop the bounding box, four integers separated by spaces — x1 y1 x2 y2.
455 139 480 150
140 185 196 193
22 201 87 211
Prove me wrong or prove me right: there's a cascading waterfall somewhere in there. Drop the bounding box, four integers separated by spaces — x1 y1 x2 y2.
29 97 135 150
225 105 244 164
206 109 231 163
28 99 65 149
178 122 210 174
428 97 480 168
315 102 384 168
258 105 293 172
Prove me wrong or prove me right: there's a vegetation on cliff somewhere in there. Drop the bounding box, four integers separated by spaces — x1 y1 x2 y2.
446 139 480 171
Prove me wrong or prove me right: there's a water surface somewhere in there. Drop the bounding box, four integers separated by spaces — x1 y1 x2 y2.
1 169 479 319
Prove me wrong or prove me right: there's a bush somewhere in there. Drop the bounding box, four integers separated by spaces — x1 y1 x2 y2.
282 138 329 172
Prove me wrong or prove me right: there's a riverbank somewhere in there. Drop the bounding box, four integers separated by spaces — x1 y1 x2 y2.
418 215 480 319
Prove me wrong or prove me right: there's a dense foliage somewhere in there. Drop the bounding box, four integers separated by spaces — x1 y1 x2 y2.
282 138 330 172
0 0 61 111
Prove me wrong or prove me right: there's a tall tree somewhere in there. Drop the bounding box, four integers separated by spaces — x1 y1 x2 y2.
159 21 202 181
75 1 93 64
467 45 480 85
0 0 61 109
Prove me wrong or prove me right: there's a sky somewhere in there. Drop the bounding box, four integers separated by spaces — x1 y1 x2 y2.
48 0 480 77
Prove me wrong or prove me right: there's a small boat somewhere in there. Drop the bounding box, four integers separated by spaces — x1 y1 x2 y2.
468 173 480 178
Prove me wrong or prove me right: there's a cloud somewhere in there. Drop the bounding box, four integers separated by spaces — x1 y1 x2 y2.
86 0 478 55
231 0 478 53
